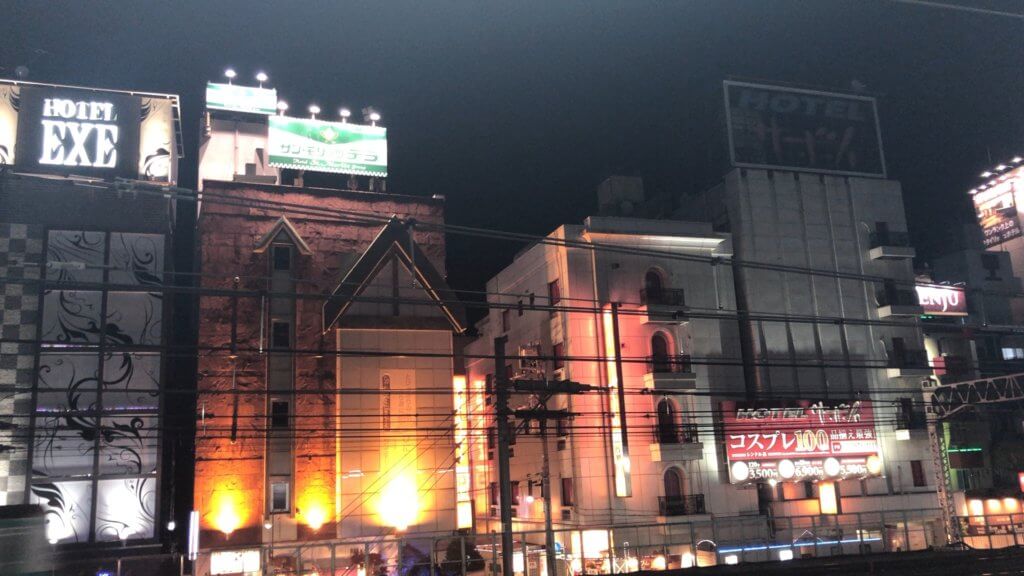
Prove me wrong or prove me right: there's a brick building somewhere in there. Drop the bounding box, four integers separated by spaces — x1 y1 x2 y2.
193 179 466 574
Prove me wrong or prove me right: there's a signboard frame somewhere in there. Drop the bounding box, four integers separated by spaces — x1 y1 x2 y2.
267 115 388 177
205 82 278 116
972 165 1024 248
723 80 888 179
915 283 968 317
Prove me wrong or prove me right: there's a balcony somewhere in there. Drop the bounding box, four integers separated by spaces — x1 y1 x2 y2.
876 287 924 318
639 288 689 323
868 230 916 260
935 355 974 385
649 424 703 462
643 354 697 391
886 348 932 378
658 494 706 517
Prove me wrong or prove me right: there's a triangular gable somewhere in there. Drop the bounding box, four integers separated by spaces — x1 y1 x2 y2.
323 217 467 333
253 216 313 256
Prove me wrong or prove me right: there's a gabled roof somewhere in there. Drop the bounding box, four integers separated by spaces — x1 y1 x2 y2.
323 217 466 333
253 216 313 255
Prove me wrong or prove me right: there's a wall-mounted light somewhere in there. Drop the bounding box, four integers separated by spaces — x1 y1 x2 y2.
277 101 289 116
256 72 268 88
224 68 237 84
309 104 321 120
339 107 352 123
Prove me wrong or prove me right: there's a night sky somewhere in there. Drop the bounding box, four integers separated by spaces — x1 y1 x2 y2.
2 0 1022 295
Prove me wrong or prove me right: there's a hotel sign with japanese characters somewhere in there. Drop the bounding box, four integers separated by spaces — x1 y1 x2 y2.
721 400 883 484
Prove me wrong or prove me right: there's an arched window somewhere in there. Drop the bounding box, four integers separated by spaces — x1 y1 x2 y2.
664 468 684 499
657 399 678 444
644 269 664 301
651 332 672 373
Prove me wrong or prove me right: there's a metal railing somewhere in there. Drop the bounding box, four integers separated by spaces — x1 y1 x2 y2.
647 354 692 374
639 288 686 307
658 494 707 516
655 423 699 445
887 348 929 370
876 288 919 307
869 230 911 248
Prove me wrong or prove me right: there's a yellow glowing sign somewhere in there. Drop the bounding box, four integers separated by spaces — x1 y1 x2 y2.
602 308 631 497
453 375 473 529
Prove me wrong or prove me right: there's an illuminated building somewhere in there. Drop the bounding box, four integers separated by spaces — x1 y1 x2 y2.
0 79 184 571
192 80 466 573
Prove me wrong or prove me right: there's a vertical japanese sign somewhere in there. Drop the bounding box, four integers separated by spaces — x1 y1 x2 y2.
721 400 883 484
381 370 416 471
452 376 472 529
602 307 631 497
268 115 387 176
724 80 886 177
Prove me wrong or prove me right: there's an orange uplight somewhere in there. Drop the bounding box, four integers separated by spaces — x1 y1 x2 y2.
968 499 985 517
209 487 247 536
302 503 328 531
818 481 838 515
601 307 631 498
986 498 1003 514
1018 472 1024 494
1003 498 1020 513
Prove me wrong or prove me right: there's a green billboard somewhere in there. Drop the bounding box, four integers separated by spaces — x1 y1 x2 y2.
267 116 387 177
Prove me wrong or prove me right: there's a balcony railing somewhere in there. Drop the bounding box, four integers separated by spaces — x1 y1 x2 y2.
658 494 706 516
647 354 692 374
876 288 919 307
869 230 911 249
640 288 686 308
887 348 929 370
655 423 699 445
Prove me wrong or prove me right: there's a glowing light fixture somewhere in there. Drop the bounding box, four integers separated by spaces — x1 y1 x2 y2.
818 481 838 515
986 498 1003 514
378 474 419 531
453 375 473 529
255 71 268 87
304 505 327 531
369 111 381 126
981 171 993 178
651 555 667 571
723 554 739 565
276 101 289 115
224 68 237 84
895 429 911 441
823 457 841 477
779 458 796 480
997 164 1008 171
778 549 793 561
866 454 883 476
968 498 984 517
731 461 750 482
187 511 200 561
309 104 321 119
1013 157 1023 163
1003 498 1020 513
167 519 176 532
681 552 695 568
339 107 352 122
602 307 631 497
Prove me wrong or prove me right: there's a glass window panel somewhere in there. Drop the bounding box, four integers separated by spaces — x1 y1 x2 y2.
32 417 97 478
108 233 164 286
46 230 106 284
102 352 160 411
104 292 163 346
95 477 156 541
99 415 158 476
41 290 103 344
36 354 99 414
31 480 93 544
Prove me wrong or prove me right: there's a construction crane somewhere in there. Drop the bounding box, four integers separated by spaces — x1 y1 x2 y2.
922 372 1024 544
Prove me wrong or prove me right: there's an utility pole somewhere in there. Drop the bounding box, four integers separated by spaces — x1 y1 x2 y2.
539 419 557 576
494 337 515 576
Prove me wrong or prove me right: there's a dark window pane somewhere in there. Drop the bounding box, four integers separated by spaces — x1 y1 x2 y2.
272 245 291 271
271 482 290 512
271 400 289 428
561 477 574 506
272 321 290 348
553 342 565 370
911 460 926 487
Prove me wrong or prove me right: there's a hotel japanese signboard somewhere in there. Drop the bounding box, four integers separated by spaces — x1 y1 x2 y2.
972 165 1024 248
915 284 967 317
0 80 178 182
724 80 886 177
268 115 387 177
721 400 883 484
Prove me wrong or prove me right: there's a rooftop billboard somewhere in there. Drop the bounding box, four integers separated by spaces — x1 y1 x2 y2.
915 283 967 317
205 82 277 115
267 115 387 177
724 80 886 177
0 80 179 182
721 400 883 484
972 165 1024 248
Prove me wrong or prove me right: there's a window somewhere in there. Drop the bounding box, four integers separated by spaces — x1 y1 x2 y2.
911 460 927 487
489 482 498 515
644 269 664 303
663 468 684 499
561 477 574 507
271 399 289 429
271 320 291 348
657 399 677 444
556 417 568 438
651 332 672 373
502 309 510 332
553 342 565 370
271 481 290 512
981 253 1001 280
1002 347 1024 360
511 481 521 505
548 279 561 317
272 245 292 271
487 427 495 451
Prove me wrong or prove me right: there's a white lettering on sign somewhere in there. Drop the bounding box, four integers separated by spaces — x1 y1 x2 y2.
915 284 967 316
37 98 119 168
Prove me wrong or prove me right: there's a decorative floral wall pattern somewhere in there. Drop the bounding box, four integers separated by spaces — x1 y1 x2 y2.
30 230 165 544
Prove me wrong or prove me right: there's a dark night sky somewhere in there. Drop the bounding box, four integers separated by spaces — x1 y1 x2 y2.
2 0 1022 295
